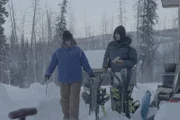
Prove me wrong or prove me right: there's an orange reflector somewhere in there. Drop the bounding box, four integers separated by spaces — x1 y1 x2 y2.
169 99 180 103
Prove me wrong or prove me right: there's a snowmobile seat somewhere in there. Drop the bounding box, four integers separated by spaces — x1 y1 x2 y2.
8 107 37 120
164 63 176 73
162 73 175 88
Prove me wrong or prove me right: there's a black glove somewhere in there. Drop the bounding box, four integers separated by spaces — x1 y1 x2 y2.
90 72 95 78
45 74 51 82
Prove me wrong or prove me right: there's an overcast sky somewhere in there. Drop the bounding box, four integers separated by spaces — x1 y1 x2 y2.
4 0 178 38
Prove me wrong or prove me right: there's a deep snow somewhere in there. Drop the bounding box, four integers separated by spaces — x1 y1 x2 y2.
0 50 180 120
1 76 180 120
0 82 159 120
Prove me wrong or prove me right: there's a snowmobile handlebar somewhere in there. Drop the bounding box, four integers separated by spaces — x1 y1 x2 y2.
8 107 37 119
84 68 124 86
83 69 108 86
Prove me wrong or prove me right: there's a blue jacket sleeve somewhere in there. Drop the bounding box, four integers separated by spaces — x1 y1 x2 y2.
79 50 93 76
46 52 58 75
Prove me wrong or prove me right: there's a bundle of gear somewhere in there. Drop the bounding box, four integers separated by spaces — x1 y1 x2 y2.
81 69 140 120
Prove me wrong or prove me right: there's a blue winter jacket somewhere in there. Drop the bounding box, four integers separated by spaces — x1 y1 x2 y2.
46 45 93 84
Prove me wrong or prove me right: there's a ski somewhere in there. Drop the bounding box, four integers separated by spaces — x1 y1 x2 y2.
82 69 109 120
110 71 132 118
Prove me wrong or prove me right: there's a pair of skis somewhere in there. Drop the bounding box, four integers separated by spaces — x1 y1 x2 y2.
82 70 131 120
110 71 131 118
112 72 158 120
83 70 158 120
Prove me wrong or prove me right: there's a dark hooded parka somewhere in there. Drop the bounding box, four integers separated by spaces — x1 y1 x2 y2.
103 25 137 86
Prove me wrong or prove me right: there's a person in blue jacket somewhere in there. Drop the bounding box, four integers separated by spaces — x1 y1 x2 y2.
45 30 94 120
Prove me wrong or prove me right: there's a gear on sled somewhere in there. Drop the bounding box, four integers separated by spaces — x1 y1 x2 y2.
110 83 140 114
82 69 110 120
109 69 140 119
81 68 140 120
82 87 109 107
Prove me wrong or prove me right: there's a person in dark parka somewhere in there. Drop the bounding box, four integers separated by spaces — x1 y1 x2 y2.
102 25 137 87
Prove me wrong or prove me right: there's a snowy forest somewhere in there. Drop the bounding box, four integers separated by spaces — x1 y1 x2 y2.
0 0 179 87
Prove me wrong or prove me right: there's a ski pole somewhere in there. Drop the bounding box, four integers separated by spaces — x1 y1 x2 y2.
45 78 49 95
46 82 48 95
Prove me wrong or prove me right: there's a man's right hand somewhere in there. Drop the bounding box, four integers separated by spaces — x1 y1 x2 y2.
112 57 120 64
112 57 123 64
90 72 95 78
103 68 107 73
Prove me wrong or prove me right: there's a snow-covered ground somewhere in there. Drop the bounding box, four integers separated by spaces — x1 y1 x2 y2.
0 82 159 120
1 82 179 120
0 50 180 120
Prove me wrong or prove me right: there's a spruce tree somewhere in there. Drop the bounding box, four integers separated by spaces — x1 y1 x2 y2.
137 0 158 82
54 0 68 46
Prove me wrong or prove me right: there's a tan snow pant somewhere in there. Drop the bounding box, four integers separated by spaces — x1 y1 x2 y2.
59 82 81 120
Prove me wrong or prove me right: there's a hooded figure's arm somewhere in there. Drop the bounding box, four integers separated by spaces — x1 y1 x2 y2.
123 48 137 67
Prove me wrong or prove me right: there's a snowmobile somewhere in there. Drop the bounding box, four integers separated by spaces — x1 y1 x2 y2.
81 68 140 120
151 63 180 108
